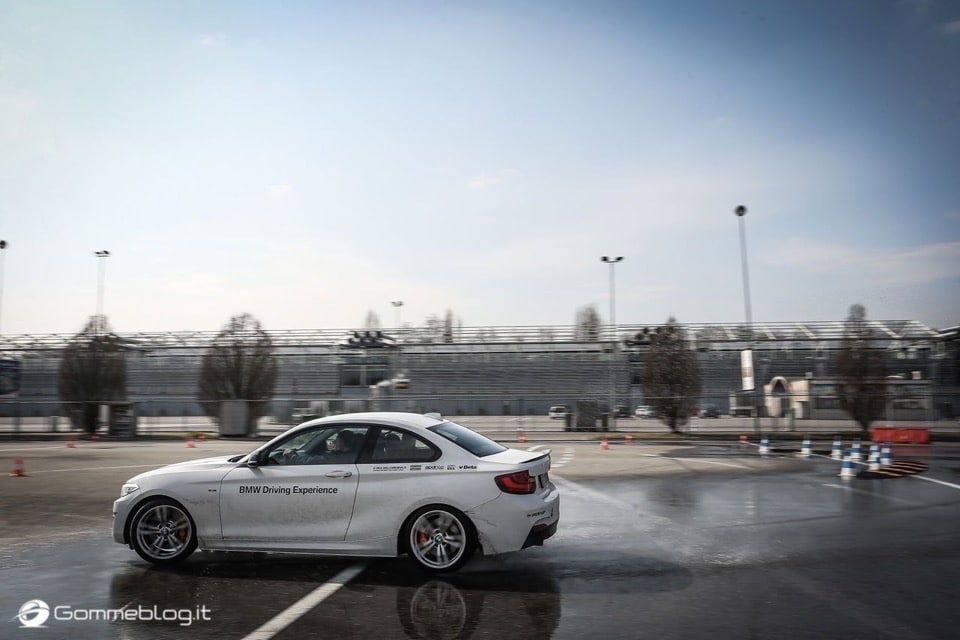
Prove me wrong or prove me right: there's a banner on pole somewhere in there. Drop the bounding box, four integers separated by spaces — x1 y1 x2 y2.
740 349 754 391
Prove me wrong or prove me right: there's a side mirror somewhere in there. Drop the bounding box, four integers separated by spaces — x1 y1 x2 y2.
245 453 262 467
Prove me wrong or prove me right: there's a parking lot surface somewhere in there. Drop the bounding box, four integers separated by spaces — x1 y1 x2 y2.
3 437 958 639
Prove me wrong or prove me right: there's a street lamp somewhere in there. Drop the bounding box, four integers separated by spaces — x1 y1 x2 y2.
95 250 110 330
734 206 759 432
601 256 623 429
0 240 7 334
391 300 404 330
391 300 404 377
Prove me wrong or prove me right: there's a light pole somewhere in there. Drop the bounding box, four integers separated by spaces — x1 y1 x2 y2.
0 240 7 334
601 256 623 429
95 250 110 331
391 300 404 331
391 300 404 376
734 206 759 432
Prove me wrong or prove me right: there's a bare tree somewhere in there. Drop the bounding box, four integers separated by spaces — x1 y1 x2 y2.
443 309 455 343
363 311 381 329
197 313 278 433
420 310 461 344
836 304 887 433
58 316 127 435
640 318 701 433
575 305 601 341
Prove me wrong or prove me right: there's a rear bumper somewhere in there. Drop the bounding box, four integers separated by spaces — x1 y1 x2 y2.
522 519 558 549
470 487 559 555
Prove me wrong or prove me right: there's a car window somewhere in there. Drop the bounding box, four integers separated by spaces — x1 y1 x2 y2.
369 428 439 462
266 426 368 465
429 421 506 457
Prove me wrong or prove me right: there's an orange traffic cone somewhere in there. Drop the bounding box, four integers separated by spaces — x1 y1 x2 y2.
9 457 27 477
625 433 634 444
518 430 527 444
739 434 748 444
600 436 609 450
66 435 76 448
198 434 207 443
186 437 195 448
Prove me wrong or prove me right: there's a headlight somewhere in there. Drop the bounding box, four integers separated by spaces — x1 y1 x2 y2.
120 483 140 498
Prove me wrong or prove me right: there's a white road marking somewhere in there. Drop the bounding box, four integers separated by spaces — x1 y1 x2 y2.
679 459 749 469
241 562 367 640
24 464 165 474
744 444 960 490
0 445 87 452
822 483 924 505
546 447 575 468
909 475 960 491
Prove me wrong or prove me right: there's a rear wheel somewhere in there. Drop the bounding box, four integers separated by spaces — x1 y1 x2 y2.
129 498 197 565
405 506 476 573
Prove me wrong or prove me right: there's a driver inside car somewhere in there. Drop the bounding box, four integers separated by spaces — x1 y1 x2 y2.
276 429 359 465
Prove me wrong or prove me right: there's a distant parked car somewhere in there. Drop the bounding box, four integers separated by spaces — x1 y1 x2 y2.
547 405 570 419
613 405 631 418
699 404 720 418
634 405 655 418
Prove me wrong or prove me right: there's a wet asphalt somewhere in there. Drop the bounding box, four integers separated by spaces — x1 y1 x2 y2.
1 439 959 639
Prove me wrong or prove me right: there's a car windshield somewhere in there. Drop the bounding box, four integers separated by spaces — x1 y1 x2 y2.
429 421 507 457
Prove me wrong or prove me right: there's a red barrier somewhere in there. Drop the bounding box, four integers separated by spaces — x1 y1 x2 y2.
870 427 930 444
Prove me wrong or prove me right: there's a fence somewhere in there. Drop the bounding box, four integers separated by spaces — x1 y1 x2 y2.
2 391 957 437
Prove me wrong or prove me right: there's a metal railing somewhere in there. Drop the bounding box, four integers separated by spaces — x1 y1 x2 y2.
2 392 956 437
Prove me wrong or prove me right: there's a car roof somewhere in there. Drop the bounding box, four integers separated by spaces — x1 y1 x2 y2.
296 411 445 433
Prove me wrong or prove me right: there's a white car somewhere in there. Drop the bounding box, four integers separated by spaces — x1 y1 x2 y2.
547 405 570 419
112 412 559 572
634 405 655 418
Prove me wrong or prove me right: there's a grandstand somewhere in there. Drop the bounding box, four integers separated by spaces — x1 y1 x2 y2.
0 319 955 421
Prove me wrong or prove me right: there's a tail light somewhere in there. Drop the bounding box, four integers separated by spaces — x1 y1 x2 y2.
495 470 536 495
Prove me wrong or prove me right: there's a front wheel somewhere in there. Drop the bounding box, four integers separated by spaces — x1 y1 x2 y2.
129 498 197 565
405 506 476 573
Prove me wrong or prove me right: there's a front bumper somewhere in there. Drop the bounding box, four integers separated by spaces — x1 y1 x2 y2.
112 496 134 545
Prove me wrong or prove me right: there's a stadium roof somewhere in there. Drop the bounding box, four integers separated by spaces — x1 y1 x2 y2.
0 320 942 354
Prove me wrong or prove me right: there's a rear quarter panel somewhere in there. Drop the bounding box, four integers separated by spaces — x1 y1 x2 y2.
347 459 504 548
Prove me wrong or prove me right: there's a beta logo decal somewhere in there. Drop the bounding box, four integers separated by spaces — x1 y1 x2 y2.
458 465 477 470
13 600 50 628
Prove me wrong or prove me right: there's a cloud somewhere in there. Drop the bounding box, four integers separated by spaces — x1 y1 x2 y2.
759 238 960 285
163 272 226 297
940 20 960 36
193 33 229 48
464 169 519 191
266 184 293 197
465 173 501 190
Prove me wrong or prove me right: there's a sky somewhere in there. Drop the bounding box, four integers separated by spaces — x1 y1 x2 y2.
1 0 958 335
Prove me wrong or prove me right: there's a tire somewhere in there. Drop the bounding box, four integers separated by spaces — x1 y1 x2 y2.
405 506 476 573
129 498 197 565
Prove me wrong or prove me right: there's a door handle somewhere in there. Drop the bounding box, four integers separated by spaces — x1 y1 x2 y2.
325 470 353 478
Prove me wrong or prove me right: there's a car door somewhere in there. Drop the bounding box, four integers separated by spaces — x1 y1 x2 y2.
346 427 443 541
218 426 367 547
